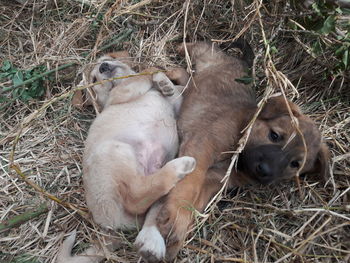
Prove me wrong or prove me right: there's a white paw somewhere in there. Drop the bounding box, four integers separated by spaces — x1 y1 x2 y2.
134 226 165 262
153 72 174 96
170 156 196 179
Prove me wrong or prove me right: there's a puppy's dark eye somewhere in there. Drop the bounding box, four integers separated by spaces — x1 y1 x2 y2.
290 160 300 168
269 130 280 142
92 77 97 83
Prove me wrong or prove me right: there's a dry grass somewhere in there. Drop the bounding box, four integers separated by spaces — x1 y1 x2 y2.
1 0 349 262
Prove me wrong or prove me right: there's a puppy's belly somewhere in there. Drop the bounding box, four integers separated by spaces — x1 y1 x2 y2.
86 93 180 179
127 139 166 176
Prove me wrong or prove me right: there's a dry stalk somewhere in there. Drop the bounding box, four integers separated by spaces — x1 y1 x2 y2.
1 1 348 262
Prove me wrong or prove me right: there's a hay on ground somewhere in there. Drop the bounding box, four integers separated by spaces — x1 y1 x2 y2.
0 1 349 262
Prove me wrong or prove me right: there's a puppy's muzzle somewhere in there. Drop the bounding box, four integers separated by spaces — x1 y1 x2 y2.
99 62 111 73
239 145 289 184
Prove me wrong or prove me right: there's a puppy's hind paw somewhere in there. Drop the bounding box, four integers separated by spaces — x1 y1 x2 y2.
135 226 165 263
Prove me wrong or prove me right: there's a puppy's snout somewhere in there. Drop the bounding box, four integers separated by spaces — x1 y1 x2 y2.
256 162 272 178
240 144 288 184
99 62 110 73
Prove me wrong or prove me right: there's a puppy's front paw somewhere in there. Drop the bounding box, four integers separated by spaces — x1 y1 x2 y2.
156 202 193 261
135 226 165 263
153 72 175 96
169 156 196 179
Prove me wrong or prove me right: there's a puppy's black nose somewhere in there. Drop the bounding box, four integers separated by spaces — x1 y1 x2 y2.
99 62 110 73
256 162 272 178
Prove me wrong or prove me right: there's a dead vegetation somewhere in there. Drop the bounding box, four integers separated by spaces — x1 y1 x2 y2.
0 0 349 262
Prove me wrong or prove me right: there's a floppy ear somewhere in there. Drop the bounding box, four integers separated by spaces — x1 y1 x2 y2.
71 76 94 109
108 51 134 67
72 90 84 109
259 96 302 120
313 143 331 180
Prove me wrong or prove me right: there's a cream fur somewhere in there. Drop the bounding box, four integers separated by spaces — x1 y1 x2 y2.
57 55 195 263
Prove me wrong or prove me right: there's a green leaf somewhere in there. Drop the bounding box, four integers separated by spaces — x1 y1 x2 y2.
271 46 278 54
12 71 24 87
312 39 323 55
235 76 253 84
0 72 11 79
0 96 7 103
20 90 32 101
340 8 350 15
312 2 322 16
319 15 336 35
335 45 346 56
335 7 342 14
1 60 12 72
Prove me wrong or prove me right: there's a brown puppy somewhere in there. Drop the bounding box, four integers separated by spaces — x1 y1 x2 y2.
138 41 329 262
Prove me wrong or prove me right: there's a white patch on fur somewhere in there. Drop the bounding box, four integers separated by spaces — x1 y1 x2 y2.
134 226 165 260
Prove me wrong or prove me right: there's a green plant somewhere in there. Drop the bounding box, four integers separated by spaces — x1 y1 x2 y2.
0 61 49 102
291 0 350 75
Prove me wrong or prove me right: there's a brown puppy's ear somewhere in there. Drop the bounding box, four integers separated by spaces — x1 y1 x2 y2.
259 96 302 120
108 51 134 67
313 143 331 180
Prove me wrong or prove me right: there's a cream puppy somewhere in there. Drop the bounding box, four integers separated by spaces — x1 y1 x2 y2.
57 53 195 263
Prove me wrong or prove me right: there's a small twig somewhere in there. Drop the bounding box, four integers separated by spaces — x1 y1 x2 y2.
127 17 158 26
0 203 48 232
10 164 88 219
185 244 251 262
91 28 133 57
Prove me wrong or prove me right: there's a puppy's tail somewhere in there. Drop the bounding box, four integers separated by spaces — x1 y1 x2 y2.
56 231 104 263
221 37 254 68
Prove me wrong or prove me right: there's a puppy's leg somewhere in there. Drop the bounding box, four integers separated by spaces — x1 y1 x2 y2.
153 72 184 115
177 42 227 72
139 165 226 262
164 167 228 261
120 156 196 215
106 75 153 106
134 200 166 262
152 136 215 260
136 163 225 263
153 72 176 96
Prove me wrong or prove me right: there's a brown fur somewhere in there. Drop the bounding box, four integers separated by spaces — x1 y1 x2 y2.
141 42 330 262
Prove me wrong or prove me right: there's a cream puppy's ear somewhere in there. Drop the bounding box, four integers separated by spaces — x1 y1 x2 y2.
72 73 100 113
72 75 91 109
71 89 84 109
